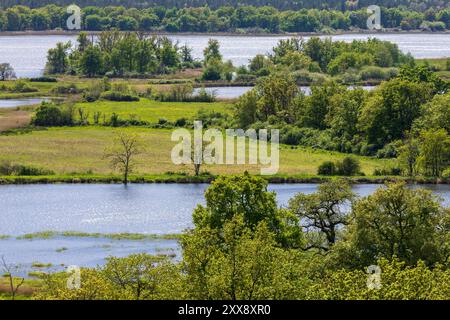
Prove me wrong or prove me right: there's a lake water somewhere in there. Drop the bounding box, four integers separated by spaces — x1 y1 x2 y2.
1 183 449 236
1 33 449 78
0 98 49 108
194 85 376 99
1 183 449 275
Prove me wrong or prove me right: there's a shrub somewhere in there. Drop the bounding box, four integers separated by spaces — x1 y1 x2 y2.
155 83 193 102
11 80 38 93
100 91 139 102
32 102 74 126
0 161 54 176
29 77 57 83
51 83 82 94
318 161 337 175
83 79 110 102
336 157 361 176
373 167 402 176
359 66 398 81
174 117 187 127
158 118 168 125
192 88 216 102
442 167 450 181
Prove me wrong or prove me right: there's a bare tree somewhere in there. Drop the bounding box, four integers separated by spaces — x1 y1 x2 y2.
0 63 16 81
1 256 24 300
190 138 213 177
104 131 142 185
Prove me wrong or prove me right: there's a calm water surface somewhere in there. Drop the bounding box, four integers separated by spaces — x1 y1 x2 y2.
1 183 449 274
1 33 449 78
0 98 49 108
1 183 449 236
195 86 375 99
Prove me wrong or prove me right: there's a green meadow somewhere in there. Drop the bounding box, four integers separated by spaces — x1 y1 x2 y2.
0 126 394 177
74 99 233 123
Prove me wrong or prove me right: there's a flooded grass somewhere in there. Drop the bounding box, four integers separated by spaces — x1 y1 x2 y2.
13 231 182 241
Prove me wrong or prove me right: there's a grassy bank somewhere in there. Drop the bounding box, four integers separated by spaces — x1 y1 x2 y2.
0 173 445 185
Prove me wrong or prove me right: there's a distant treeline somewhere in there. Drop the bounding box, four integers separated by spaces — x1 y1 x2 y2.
1 1 449 11
1 4 450 33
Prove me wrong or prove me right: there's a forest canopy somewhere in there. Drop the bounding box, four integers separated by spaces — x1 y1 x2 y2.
1 3 450 33
1 1 449 11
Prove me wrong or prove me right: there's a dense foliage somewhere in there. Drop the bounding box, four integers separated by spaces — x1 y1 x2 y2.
34 175 450 300
2 1 449 11
45 31 196 77
236 37 411 85
233 55 450 177
1 4 450 33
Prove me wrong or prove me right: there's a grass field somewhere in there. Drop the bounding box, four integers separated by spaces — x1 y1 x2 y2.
74 99 234 123
0 127 394 176
0 109 31 131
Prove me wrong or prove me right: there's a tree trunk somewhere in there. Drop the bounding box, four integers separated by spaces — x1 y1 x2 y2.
124 166 129 185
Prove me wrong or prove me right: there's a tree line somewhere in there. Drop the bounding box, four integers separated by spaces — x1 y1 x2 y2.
1 1 449 11
33 175 450 300
1 4 450 33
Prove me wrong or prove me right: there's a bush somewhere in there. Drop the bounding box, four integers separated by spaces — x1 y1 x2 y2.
318 161 337 175
29 77 57 82
0 161 54 176
442 168 450 181
11 81 38 93
201 66 222 81
174 117 187 127
155 83 193 102
51 83 82 94
83 79 110 102
336 157 361 176
373 167 402 176
192 88 216 102
359 66 398 81
100 91 139 102
158 118 168 125
32 102 74 126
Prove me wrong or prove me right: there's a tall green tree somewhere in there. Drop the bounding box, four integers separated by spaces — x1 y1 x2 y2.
359 78 433 146
418 129 450 177
79 45 104 77
46 42 71 74
343 182 448 267
289 180 355 250
192 173 303 248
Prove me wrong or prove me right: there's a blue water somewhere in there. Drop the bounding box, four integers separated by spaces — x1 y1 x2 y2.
0 98 49 108
0 183 448 236
1 33 449 77
0 183 448 275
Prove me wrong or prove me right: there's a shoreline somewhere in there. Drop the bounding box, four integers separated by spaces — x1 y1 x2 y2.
0 174 447 185
0 30 449 37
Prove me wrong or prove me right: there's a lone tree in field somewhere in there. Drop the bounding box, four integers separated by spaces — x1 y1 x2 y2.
0 63 16 81
104 131 142 185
